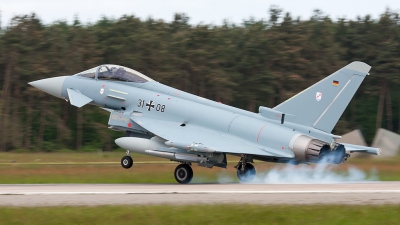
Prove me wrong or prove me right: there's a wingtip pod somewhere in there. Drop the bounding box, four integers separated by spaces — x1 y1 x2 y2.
341 143 381 155
344 61 371 74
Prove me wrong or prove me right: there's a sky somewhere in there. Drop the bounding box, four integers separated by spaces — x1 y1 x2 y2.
0 0 399 26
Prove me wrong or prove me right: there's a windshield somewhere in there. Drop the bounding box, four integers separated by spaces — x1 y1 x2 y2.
74 65 153 83
76 67 97 78
97 65 152 83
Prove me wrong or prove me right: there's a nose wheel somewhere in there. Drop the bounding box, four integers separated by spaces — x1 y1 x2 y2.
174 164 193 184
121 155 133 169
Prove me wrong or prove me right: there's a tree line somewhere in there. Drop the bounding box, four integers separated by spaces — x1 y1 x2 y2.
0 7 399 151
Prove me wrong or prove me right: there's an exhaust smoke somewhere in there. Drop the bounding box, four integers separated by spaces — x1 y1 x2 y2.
253 164 377 184
217 158 378 184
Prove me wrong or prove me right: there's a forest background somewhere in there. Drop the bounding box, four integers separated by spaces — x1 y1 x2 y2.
0 7 399 152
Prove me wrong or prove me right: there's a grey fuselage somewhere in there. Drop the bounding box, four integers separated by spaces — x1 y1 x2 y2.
61 76 335 158
28 62 381 170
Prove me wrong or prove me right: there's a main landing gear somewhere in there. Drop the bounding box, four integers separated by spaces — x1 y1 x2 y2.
121 150 133 169
235 154 256 183
120 151 255 184
174 164 193 184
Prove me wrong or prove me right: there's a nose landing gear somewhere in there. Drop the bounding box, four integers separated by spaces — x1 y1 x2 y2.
121 150 133 169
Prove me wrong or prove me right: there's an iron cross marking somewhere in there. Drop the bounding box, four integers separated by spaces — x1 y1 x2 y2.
146 100 155 111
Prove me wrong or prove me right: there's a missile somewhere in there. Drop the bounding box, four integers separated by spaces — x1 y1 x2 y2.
144 150 208 163
165 141 216 153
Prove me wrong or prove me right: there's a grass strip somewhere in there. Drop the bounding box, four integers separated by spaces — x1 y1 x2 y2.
1 152 399 183
0 163 396 184
0 204 400 225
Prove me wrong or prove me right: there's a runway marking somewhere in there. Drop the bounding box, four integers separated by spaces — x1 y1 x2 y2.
0 161 180 165
0 161 239 165
2 190 400 195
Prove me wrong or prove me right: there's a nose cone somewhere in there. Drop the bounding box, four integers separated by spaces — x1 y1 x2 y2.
28 76 67 98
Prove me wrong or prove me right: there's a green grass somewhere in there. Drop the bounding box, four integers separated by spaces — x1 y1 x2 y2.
0 151 151 163
0 164 184 184
0 152 399 184
376 171 400 181
0 205 399 225
0 163 233 184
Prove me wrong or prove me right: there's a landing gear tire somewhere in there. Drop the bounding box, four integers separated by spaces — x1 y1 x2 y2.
174 164 193 184
121 156 133 169
236 163 256 183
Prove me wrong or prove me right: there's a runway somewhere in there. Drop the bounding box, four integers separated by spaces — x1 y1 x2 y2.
1 182 400 206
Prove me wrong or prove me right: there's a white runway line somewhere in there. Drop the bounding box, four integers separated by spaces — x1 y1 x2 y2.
0 160 240 165
2 190 400 195
0 161 174 165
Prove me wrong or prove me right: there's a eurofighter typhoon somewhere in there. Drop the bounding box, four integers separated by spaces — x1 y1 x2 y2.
29 62 381 184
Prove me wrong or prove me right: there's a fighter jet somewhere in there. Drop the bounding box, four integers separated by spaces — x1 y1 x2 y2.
29 61 381 184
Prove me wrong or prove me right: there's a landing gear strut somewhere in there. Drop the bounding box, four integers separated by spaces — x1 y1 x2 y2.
235 154 256 183
121 150 133 169
174 164 193 184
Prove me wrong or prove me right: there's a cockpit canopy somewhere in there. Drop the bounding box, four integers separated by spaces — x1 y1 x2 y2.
75 65 153 83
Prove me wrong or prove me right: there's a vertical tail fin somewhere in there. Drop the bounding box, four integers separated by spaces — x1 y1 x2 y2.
273 61 371 133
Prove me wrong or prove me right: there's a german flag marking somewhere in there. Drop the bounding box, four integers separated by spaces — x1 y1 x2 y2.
333 80 339 86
